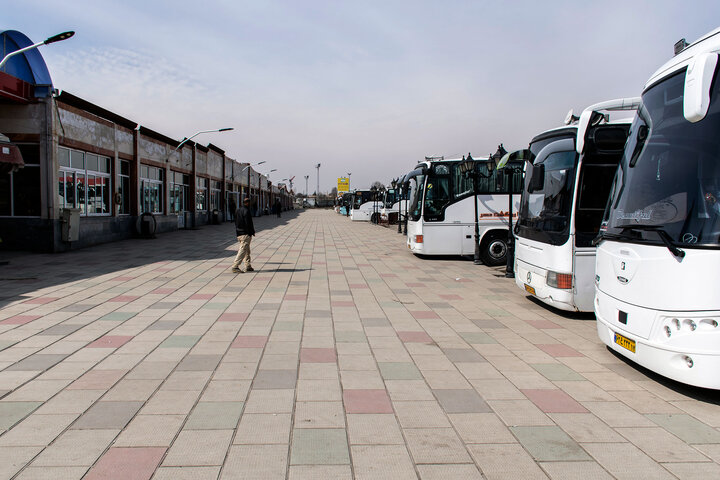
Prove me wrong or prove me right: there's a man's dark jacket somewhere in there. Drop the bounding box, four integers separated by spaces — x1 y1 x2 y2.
235 206 255 236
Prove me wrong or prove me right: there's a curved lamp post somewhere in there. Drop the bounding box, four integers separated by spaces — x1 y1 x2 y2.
497 146 533 278
0 31 75 69
166 127 233 162
240 161 266 214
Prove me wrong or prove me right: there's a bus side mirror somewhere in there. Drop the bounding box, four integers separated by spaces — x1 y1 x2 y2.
528 164 545 193
684 52 718 123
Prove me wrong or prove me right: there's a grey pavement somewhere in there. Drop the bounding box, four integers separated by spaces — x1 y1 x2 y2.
1 209 719 479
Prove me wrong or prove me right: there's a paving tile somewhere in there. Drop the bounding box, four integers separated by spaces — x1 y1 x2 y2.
159 335 201 348
71 401 142 429
0 315 40 325
84 447 165 480
141 390 200 415
410 311 440 320
536 344 583 357
397 331 434 343
442 348 486 363
468 443 548 479
335 331 367 342
0 446 43 478
37 324 84 336
646 413 720 444
663 461 720 480
488 399 554 426
394 401 451 428
244 389 295 414
378 362 422 380
100 312 136 322
184 401 244 430
231 335 268 348
616 426 708 462
581 442 676 480
459 332 498 344
300 347 337 363
86 335 134 349
114 414 185 446
6 354 68 371
531 363 585 381
253 369 297 389
290 428 350 465
297 379 342 401
234 413 292 444
288 465 353 480
163 429 233 466
343 389 393 414
511 426 591 461
548 413 624 443
32 429 119 466
433 388 491 413
15 466 89 480
146 320 184 330
295 401 345 428
404 427 471 463
0 413 77 446
351 445 417 480
176 354 222 371
449 412 515 444
539 461 614 480
223 445 287 478
521 389 588 413
0 401 42 430
347 413 404 445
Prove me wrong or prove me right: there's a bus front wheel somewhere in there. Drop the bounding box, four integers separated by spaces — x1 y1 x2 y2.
480 232 507 266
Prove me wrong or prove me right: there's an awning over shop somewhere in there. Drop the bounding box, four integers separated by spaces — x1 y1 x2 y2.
0 133 24 174
0 30 54 102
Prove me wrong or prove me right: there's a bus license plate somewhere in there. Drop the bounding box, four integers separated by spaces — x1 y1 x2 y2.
524 284 536 295
614 332 636 353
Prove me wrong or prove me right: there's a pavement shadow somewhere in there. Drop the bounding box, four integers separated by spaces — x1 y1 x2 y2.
0 209 309 307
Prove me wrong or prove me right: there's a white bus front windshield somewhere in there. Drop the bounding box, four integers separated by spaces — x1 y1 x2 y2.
517 149 578 245
603 68 720 247
384 190 398 208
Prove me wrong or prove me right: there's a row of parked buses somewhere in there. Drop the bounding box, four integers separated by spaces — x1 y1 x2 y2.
341 27 720 390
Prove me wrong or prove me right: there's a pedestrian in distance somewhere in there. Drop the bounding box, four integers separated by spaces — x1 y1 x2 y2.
273 198 282 218
232 197 255 273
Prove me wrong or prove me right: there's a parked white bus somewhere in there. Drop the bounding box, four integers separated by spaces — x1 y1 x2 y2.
594 27 720 388
350 189 383 222
406 156 523 265
512 98 639 312
380 186 407 224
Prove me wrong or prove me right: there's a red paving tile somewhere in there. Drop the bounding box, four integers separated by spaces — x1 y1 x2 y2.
439 294 463 300
84 447 166 480
409 311 440 320
397 331 433 343
300 348 337 363
526 319 562 329
537 344 583 357
108 296 140 303
151 288 175 294
87 335 134 348
24 297 58 304
68 369 127 390
190 294 214 300
344 389 393 414
332 301 355 307
218 313 248 322
156 268 172 272
111 276 135 281
231 336 268 348
521 389 588 413
0 315 41 325
285 294 307 301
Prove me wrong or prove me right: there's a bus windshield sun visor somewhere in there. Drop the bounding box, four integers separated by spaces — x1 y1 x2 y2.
404 166 427 182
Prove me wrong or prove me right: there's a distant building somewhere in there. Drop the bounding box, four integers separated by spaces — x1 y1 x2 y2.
0 29 293 252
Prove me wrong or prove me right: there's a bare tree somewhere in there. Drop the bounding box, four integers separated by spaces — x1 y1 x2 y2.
371 181 385 191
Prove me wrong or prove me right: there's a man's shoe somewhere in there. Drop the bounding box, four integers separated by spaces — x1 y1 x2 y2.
246 267 255 272
231 268 242 273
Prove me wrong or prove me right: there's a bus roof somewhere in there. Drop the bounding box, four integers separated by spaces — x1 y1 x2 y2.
647 27 720 89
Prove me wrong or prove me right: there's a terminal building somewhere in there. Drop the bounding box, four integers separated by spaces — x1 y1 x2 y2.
0 29 293 252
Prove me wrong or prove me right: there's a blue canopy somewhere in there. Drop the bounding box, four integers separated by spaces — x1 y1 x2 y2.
0 30 54 97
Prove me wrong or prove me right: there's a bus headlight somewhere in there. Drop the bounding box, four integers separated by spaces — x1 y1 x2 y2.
546 271 572 290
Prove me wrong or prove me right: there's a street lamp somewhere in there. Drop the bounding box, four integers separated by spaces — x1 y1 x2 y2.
166 127 233 162
316 163 321 207
241 161 266 214
0 31 75 69
497 146 532 278
370 186 378 224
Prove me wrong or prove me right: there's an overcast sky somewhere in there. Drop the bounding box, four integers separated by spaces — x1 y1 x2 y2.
5 1 720 193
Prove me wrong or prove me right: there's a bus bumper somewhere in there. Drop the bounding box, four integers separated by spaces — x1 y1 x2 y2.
595 290 720 390
514 260 576 312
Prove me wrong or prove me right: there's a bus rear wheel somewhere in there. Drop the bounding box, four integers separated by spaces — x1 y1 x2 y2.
480 232 507 266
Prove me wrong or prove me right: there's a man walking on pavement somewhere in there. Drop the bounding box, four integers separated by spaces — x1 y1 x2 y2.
232 197 255 273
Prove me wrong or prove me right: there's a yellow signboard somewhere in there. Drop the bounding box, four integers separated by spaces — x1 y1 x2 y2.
337 177 350 192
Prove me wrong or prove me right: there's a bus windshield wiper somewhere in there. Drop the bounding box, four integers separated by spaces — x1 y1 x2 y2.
620 225 685 258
